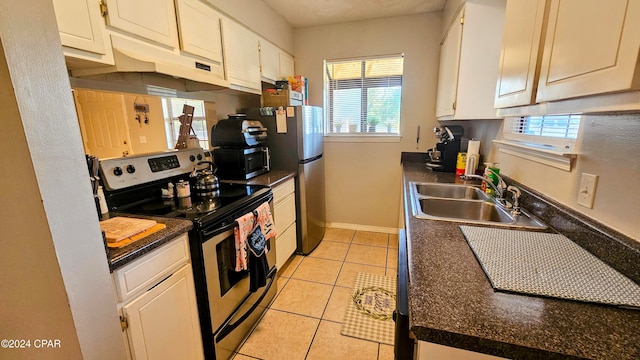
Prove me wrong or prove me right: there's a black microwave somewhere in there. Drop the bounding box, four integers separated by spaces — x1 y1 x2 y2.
213 146 270 180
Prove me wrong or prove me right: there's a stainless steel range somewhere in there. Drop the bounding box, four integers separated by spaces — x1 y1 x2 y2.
100 148 277 360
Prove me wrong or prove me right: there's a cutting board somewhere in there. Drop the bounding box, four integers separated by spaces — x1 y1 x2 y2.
107 223 167 248
100 217 158 243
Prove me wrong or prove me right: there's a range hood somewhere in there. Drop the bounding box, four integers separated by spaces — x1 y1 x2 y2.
70 36 230 91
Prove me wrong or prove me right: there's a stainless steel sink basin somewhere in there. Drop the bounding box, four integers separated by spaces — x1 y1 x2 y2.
409 181 547 229
413 183 489 200
418 198 513 223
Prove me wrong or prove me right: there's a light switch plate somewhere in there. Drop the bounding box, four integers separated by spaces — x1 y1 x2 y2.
577 173 598 208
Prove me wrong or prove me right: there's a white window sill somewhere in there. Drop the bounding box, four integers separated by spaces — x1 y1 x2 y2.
324 134 401 143
494 139 577 171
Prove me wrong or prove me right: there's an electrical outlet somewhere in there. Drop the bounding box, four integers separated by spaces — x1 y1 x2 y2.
577 173 598 208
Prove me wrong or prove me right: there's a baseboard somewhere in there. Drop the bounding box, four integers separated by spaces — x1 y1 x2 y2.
326 222 399 234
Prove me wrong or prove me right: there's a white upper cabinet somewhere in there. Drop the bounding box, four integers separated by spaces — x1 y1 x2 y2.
221 18 261 93
52 0 106 54
259 40 280 82
279 51 295 79
104 0 180 48
494 0 548 108
175 0 223 63
52 0 115 66
435 9 463 118
435 0 506 120
535 0 640 102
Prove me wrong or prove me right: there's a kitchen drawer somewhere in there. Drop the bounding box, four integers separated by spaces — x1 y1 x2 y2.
276 223 297 270
274 192 296 232
273 178 295 204
113 234 190 302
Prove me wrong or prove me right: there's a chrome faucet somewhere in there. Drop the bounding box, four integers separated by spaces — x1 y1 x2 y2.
463 170 522 216
463 168 507 200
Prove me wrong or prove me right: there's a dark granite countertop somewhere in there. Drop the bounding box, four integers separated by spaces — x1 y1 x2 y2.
220 170 296 187
104 214 193 272
402 161 640 359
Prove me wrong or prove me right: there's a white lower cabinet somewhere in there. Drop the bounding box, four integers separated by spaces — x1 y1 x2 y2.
416 341 506 360
272 178 297 270
113 234 204 360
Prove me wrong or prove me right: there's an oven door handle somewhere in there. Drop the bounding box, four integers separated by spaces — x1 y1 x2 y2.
202 221 238 239
215 267 276 343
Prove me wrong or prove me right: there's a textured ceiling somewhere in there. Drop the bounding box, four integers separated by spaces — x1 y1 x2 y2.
263 0 447 28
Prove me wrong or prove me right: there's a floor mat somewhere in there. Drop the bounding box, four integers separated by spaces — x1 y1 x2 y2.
340 272 397 345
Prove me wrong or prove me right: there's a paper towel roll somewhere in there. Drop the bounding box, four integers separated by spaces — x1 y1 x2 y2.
468 139 480 155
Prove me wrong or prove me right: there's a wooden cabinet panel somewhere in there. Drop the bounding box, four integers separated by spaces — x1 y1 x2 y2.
494 0 548 108
536 0 640 102
260 40 280 82
279 51 295 79
435 9 463 118
436 0 506 120
175 0 223 63
276 224 297 270
52 0 106 54
105 0 179 48
221 18 261 92
273 178 297 270
123 264 204 360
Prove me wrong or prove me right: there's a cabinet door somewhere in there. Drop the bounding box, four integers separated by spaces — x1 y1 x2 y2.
52 0 106 54
175 0 223 63
221 18 261 92
260 40 280 82
435 9 463 118
279 51 295 79
494 0 548 108
123 264 204 360
105 0 179 48
536 0 640 102
276 224 297 271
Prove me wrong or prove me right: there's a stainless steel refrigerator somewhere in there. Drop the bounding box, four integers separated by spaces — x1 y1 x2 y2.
246 106 326 254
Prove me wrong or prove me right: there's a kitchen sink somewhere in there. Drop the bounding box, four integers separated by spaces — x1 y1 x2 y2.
409 182 547 229
417 198 513 223
413 183 489 200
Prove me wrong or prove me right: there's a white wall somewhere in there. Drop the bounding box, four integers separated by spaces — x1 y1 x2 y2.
294 13 442 229
0 1 126 359
494 113 640 240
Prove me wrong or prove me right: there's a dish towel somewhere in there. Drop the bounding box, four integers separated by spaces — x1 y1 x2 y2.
254 202 276 240
233 213 253 272
234 202 275 292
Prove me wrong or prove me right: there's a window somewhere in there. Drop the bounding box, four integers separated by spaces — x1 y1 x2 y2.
512 115 580 139
496 114 582 171
324 55 404 136
162 98 209 149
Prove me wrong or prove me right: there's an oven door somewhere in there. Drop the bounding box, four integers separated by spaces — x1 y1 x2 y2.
201 223 276 360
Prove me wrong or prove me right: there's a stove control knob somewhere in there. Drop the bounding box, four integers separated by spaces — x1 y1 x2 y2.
113 167 123 176
197 154 203 161
126 165 136 174
190 155 196 162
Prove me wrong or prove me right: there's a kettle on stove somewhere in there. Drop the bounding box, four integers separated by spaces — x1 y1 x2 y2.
190 161 220 198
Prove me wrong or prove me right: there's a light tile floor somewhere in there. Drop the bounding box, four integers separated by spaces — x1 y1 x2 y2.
232 228 398 360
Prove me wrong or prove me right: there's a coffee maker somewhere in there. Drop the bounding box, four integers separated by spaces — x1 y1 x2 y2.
426 125 464 172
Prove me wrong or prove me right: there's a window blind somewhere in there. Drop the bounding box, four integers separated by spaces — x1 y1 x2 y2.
510 115 581 139
325 55 404 134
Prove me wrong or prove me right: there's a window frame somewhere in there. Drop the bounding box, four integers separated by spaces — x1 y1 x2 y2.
162 98 209 149
324 55 404 138
495 114 582 171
